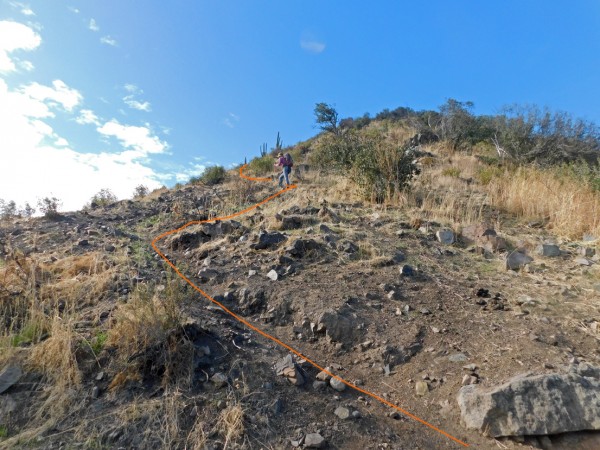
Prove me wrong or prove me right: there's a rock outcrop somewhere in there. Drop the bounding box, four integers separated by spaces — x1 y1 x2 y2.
457 363 600 437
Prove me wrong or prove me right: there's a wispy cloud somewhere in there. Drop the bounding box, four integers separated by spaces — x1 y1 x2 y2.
223 112 240 128
124 98 151 112
100 35 117 46
75 109 100 126
300 39 326 54
9 2 34 16
124 84 139 94
68 6 80 14
0 20 41 72
89 19 99 32
122 84 151 112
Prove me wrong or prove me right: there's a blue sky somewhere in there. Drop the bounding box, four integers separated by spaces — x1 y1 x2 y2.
1 0 599 211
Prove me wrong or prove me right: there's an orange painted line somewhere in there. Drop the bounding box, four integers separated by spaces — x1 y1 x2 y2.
151 164 469 448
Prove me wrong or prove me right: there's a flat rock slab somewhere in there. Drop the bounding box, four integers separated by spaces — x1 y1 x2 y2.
0 365 22 394
457 363 600 437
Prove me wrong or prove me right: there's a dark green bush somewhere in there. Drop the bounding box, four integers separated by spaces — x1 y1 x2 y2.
200 165 227 185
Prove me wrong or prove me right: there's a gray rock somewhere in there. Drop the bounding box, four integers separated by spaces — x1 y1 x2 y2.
251 230 287 250
449 353 468 363
267 269 279 281
330 377 346 392
400 264 414 276
304 432 326 448
506 251 534 270
579 247 596 258
316 309 361 344
211 372 228 388
457 364 600 437
575 258 592 266
334 406 351 420
436 229 455 245
0 365 22 394
312 380 327 391
537 244 561 257
275 355 304 386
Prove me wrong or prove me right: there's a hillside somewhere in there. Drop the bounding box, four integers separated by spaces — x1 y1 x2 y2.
1 118 600 450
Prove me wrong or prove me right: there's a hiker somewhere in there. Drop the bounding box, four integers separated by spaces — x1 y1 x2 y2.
274 152 293 188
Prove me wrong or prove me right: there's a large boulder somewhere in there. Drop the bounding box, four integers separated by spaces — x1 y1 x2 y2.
0 365 22 394
457 363 600 437
506 251 533 270
250 230 287 250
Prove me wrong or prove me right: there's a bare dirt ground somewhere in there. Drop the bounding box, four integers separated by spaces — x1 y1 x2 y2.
1 172 599 450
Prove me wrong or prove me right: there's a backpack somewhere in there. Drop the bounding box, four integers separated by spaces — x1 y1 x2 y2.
284 153 294 167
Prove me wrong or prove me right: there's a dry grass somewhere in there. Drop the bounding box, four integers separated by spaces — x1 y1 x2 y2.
486 166 600 239
217 404 244 449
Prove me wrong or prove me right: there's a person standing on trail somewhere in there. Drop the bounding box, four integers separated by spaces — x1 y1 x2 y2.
274 152 293 188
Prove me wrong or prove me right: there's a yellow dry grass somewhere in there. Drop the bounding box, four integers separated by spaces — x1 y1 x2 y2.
486 166 600 239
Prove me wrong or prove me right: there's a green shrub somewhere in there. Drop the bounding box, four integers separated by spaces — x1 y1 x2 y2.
200 165 227 185
37 196 62 219
476 166 504 185
441 167 461 178
89 188 117 208
248 155 275 175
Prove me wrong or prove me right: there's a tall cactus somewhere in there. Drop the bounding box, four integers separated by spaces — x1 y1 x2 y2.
260 143 268 157
275 132 283 151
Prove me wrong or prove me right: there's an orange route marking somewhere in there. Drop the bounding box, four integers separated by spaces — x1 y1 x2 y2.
151 164 469 448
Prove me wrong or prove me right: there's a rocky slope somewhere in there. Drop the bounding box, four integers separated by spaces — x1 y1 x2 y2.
0 172 599 450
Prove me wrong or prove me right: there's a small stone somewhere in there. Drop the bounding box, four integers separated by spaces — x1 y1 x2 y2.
462 374 472 386
415 381 429 396
104 244 116 252
506 251 534 270
92 386 100 398
78 239 89 247
400 265 414 276
95 371 105 381
312 381 327 391
330 377 346 392
248 269 257 277
537 244 561 257
352 410 361 419
304 432 326 448
436 229 455 245
0 365 22 394
420 308 431 315
316 369 331 382
463 364 478 372
449 353 468 363
574 258 592 266
334 406 351 420
211 372 228 388
267 269 279 281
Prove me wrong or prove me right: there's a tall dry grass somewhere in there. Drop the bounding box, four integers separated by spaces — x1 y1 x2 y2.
486 166 600 239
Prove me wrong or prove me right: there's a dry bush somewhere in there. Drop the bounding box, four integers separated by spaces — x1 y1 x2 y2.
107 279 193 386
21 315 83 434
217 404 244 449
487 166 600 239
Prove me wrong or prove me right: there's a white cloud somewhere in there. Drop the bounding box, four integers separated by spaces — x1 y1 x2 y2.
75 109 100 125
124 83 139 93
89 19 99 32
174 163 206 182
68 7 80 14
123 96 151 112
300 39 326 54
8 2 34 16
18 60 34 71
22 80 82 111
0 20 41 72
97 120 167 154
0 79 165 211
100 35 117 46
